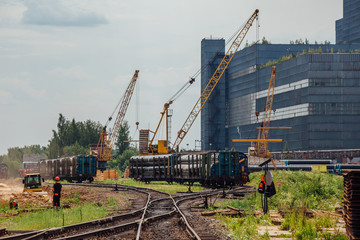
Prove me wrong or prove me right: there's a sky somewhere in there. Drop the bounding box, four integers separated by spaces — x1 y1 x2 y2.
0 0 342 155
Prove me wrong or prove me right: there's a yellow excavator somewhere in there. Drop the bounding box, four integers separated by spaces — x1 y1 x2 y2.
23 173 45 193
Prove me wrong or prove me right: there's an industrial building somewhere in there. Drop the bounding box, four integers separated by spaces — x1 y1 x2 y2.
201 0 360 153
336 0 360 44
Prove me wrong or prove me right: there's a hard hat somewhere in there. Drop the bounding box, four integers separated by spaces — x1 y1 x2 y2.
55 176 60 181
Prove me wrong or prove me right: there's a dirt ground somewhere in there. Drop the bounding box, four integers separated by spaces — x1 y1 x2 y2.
0 179 138 211
0 179 25 202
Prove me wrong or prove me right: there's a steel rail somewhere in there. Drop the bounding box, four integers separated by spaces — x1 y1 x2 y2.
0 184 151 240
135 190 151 240
59 186 256 240
0 183 255 240
55 221 139 240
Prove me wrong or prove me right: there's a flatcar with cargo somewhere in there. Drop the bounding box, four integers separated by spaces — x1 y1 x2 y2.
129 151 249 187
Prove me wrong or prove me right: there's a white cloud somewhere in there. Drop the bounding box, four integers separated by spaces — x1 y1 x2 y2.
0 1 26 24
0 76 46 100
22 0 107 26
0 90 13 105
49 66 93 80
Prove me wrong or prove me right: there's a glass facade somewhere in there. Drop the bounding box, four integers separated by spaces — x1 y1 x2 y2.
336 0 360 44
201 42 360 152
200 38 226 151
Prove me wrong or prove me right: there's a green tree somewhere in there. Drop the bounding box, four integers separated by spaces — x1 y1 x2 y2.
1 145 48 177
295 38 304 44
48 131 62 158
108 148 138 172
56 113 67 148
114 121 131 158
63 142 88 156
48 114 102 158
78 120 103 147
261 36 271 44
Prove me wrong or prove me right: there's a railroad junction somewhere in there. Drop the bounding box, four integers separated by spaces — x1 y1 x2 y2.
0 180 256 240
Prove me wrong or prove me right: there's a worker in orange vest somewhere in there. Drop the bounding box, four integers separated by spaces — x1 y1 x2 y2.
9 199 18 209
53 176 62 209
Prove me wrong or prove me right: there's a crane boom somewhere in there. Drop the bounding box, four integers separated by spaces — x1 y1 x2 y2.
146 77 195 154
109 70 139 147
93 70 139 161
171 9 259 151
231 66 291 158
257 66 276 157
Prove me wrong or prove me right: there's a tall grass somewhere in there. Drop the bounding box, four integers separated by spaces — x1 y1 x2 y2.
218 171 346 240
100 178 203 193
248 170 343 211
217 214 272 240
0 204 109 230
281 211 347 240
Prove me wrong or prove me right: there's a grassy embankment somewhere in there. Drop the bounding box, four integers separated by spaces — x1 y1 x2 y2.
0 191 122 230
216 171 348 240
0 179 202 230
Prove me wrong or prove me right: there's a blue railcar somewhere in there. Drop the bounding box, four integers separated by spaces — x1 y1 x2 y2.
76 155 97 176
209 151 249 186
39 155 97 182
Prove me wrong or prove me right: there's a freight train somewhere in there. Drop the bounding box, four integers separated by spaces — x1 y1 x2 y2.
129 151 249 187
39 155 97 182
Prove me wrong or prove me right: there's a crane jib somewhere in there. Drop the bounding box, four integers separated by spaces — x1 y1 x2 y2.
171 9 259 151
94 70 139 161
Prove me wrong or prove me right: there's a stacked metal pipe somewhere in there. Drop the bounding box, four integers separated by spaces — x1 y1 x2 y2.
343 171 360 240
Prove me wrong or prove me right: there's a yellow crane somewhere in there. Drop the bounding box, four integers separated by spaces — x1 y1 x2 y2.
91 70 139 161
146 78 195 154
232 66 291 158
171 9 259 152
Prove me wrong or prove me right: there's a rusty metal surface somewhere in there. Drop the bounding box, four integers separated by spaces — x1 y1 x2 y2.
343 171 360 240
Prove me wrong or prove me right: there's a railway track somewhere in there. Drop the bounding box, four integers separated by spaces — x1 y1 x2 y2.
0 183 255 240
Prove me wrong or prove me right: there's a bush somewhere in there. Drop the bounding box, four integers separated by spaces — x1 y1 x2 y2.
249 171 343 211
218 171 345 240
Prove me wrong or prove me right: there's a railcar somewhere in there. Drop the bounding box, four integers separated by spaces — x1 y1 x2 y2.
39 155 97 182
129 151 249 187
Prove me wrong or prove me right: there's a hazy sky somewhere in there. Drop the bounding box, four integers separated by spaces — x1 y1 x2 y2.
0 0 342 155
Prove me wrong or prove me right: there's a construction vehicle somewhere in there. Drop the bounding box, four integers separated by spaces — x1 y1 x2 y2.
171 9 259 152
23 173 44 192
232 66 291 158
90 70 139 161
